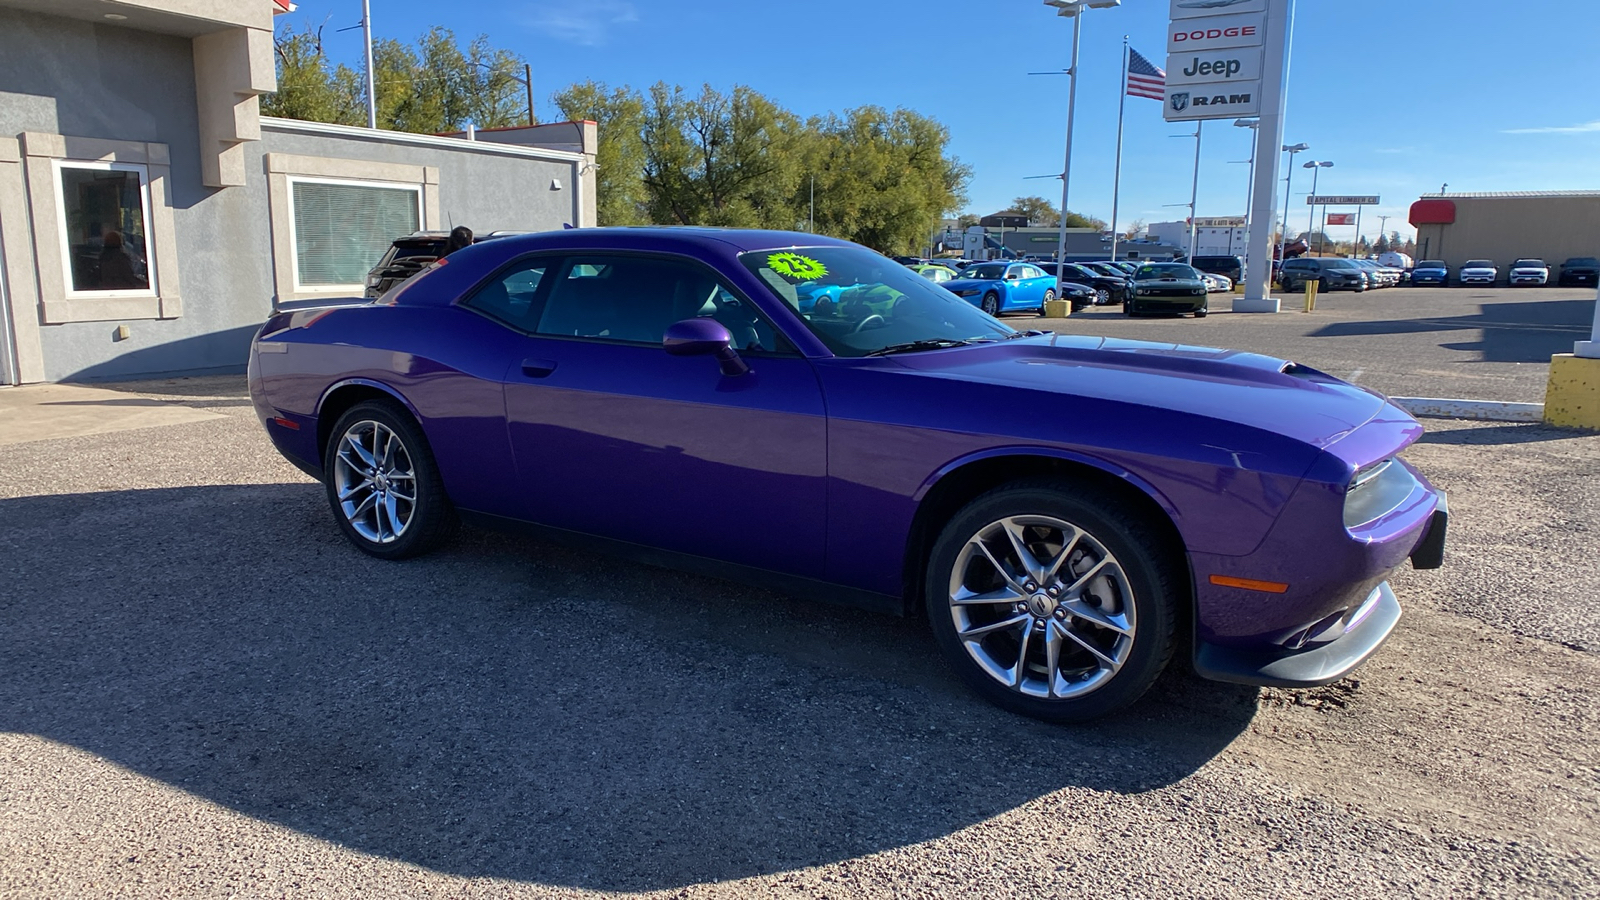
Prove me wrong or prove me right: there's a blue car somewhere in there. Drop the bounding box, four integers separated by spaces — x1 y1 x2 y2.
1410 260 1449 287
943 262 1059 316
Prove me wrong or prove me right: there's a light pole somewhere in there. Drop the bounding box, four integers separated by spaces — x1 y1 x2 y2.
1043 0 1121 295
361 0 376 128
1231 118 1259 268
1277 143 1308 275
1303 160 1333 255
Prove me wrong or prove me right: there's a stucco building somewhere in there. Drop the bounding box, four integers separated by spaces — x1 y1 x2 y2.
0 0 596 384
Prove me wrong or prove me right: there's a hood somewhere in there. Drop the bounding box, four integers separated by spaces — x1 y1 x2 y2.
944 277 1000 290
1135 278 1206 289
1461 265 1496 272
886 334 1395 450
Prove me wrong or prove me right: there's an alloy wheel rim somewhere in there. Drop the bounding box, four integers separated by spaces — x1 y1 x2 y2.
333 420 417 543
948 515 1136 699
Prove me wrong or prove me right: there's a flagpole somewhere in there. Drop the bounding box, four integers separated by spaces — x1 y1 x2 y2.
1109 36 1129 263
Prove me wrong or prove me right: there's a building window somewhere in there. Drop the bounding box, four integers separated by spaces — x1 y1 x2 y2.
288 177 421 291
54 161 156 297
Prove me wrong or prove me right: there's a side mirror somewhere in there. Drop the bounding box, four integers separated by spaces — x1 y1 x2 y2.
663 318 750 377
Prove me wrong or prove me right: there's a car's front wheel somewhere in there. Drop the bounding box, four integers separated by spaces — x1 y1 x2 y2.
981 292 1001 316
324 400 457 560
926 481 1179 722
1195 307 1209 318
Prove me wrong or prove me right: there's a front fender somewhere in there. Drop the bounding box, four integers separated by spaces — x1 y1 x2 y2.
913 445 1181 521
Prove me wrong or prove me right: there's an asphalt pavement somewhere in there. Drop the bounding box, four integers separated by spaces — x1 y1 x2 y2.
1017 285 1596 404
0 352 1597 896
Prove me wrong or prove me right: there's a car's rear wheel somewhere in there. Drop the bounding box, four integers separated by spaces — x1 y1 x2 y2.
1041 288 1056 312
982 293 1000 316
325 400 457 560
926 480 1179 722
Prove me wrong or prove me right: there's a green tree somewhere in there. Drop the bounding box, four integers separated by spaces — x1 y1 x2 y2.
639 83 806 228
554 81 649 226
1373 232 1390 254
1003 196 1060 227
804 106 969 253
1064 211 1107 230
262 25 361 125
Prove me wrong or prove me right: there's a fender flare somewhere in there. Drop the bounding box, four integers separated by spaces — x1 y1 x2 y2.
912 444 1182 522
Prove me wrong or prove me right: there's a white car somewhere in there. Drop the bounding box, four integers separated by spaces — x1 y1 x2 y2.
1508 258 1549 286
1457 260 1499 286
1201 272 1233 293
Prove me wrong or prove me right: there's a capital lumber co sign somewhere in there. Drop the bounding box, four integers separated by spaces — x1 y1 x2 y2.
1307 195 1380 205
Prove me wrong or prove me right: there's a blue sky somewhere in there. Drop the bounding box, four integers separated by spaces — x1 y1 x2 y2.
285 0 1600 241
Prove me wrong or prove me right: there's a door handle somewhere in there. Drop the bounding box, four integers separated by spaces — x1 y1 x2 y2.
521 358 558 378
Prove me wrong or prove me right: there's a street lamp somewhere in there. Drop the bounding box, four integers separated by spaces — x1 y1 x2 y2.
1303 160 1334 255
1231 118 1259 268
1043 0 1120 293
1277 143 1309 273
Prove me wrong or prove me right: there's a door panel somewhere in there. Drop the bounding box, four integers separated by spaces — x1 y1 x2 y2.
504 342 828 577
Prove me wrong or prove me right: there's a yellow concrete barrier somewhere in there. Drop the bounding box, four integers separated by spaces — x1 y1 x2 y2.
1043 298 1072 318
1303 280 1318 312
1544 354 1600 430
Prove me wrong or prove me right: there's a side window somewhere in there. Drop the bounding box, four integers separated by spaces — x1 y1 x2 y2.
1004 266 1022 280
1019 265 1042 279
462 258 550 330
534 255 782 352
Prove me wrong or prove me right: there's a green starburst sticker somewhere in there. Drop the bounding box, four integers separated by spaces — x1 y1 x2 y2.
767 251 828 281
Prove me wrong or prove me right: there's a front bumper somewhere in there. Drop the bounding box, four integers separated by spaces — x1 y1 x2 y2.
1509 273 1548 284
1194 582 1401 687
1460 274 1496 284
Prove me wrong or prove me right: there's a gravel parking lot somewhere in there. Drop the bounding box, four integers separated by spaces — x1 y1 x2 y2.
1 338 1597 896
1016 285 1597 404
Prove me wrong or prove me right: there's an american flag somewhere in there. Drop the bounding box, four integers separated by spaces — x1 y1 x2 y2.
1126 48 1166 101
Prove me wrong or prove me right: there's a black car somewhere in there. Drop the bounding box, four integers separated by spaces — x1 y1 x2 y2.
1276 257 1368 292
364 231 521 298
1036 262 1129 305
1191 255 1245 284
1126 263 1209 317
1558 257 1600 287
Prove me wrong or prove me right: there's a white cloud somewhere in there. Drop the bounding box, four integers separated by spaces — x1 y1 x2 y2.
1502 120 1600 135
521 1 639 46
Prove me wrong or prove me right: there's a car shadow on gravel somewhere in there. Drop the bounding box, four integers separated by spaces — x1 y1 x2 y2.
1419 422 1594 445
0 484 1258 892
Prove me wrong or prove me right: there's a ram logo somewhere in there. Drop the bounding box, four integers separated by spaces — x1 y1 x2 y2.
1170 92 1190 112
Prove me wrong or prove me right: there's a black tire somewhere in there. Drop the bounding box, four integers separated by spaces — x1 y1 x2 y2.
925 478 1180 723
982 292 1000 316
1194 307 1209 318
1123 303 1137 317
323 399 458 560
1041 288 1056 313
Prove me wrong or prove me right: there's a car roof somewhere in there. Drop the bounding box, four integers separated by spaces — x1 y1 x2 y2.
487 226 860 256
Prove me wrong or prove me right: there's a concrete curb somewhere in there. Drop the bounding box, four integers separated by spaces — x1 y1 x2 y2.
1390 397 1545 423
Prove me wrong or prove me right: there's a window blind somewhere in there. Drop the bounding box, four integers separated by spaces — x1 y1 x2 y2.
292 181 420 286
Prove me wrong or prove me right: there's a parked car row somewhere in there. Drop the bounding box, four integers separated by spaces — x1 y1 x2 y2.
1407 257 1597 287
1274 257 1405 293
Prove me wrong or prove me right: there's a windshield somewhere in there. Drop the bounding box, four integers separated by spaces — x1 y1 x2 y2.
1417 260 1446 269
1566 258 1600 266
963 263 1008 280
1465 260 1493 268
741 246 1014 357
1135 264 1200 280
1514 260 1545 267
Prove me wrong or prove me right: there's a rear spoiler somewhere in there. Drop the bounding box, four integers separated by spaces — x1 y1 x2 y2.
272 296 376 314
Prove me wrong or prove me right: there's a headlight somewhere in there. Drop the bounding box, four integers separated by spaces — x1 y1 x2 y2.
1343 458 1420 529
1191 288 1205 296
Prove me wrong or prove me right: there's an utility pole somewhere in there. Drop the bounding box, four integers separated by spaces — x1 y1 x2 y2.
525 63 535 125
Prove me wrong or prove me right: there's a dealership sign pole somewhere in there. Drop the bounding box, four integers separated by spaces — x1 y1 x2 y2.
1164 0 1288 311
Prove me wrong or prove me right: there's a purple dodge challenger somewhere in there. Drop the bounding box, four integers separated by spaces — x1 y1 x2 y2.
249 228 1447 722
